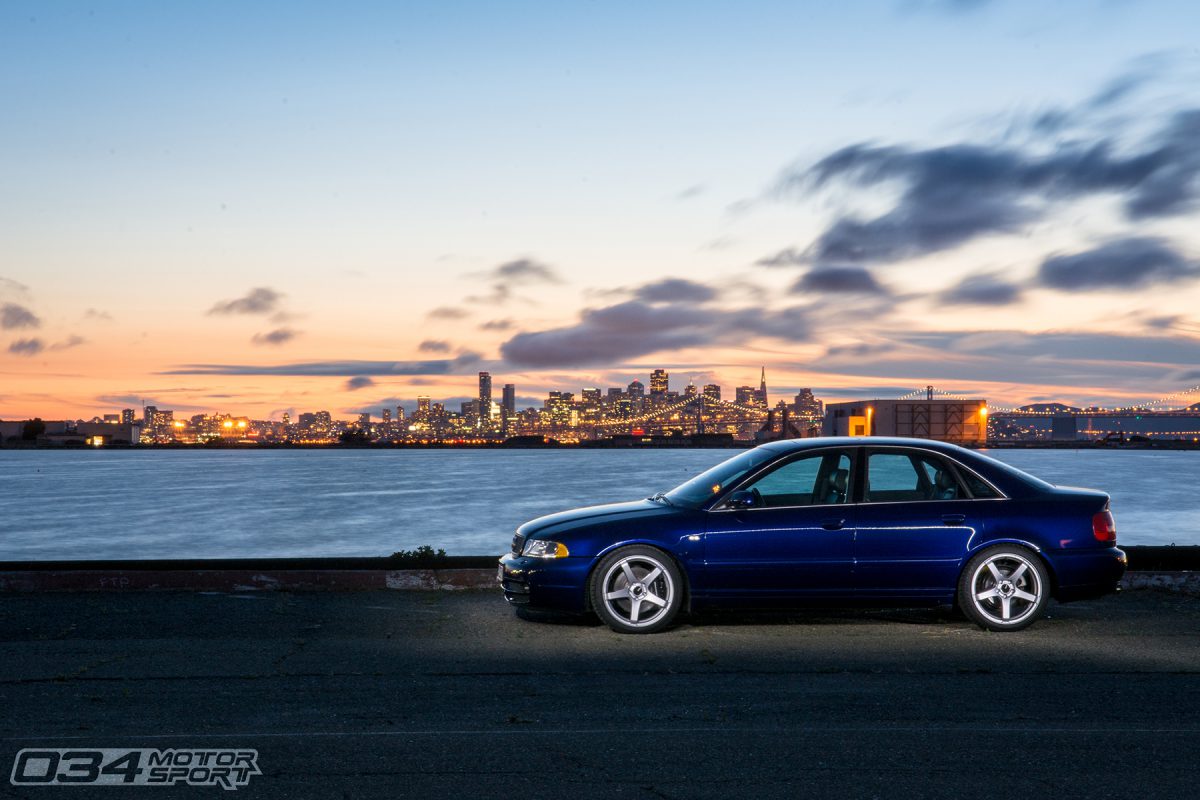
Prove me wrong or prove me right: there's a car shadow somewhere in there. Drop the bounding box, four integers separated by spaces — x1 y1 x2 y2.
514 604 964 630
680 606 964 629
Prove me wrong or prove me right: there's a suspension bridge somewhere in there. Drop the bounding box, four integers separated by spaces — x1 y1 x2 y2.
568 383 1200 441
902 385 1200 415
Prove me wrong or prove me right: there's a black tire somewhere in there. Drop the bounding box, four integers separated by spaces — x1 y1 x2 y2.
958 545 1050 632
589 545 683 634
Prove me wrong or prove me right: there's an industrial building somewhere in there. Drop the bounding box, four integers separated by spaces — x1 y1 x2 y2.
823 398 988 445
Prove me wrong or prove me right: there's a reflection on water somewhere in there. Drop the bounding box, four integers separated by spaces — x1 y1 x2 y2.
0 447 1193 560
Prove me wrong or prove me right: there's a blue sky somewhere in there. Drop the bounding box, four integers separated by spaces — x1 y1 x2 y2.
2 0 1199 418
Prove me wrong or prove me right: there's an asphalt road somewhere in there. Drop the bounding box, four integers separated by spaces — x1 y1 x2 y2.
1 589 1197 799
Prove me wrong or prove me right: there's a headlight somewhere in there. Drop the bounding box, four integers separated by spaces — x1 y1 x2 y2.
522 539 570 558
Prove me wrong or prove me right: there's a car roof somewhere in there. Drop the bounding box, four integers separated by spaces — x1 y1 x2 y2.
760 436 972 455
757 436 1048 497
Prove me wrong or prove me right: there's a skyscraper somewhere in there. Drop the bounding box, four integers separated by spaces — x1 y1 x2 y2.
478 372 493 427
501 383 515 435
755 366 769 407
792 388 823 420
650 369 669 401
502 384 516 415
627 380 645 413
702 384 721 402
381 408 391 425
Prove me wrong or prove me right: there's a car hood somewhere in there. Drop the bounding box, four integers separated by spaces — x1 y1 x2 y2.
517 498 678 539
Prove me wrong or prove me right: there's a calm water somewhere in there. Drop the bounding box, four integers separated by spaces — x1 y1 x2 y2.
0 448 1196 560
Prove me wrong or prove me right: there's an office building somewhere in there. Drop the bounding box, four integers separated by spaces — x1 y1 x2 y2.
823 398 988 444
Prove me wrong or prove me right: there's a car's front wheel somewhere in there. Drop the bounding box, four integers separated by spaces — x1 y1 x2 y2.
959 545 1050 631
590 546 683 634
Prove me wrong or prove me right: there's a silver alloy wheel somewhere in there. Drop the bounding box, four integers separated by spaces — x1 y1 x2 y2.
970 552 1042 626
601 554 675 629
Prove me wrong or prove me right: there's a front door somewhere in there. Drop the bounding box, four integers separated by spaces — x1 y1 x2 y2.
703 448 856 599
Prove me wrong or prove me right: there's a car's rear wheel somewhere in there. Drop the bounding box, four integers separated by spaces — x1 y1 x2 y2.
590 546 683 634
959 545 1049 631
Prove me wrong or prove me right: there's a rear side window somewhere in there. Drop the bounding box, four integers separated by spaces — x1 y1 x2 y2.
865 450 968 503
959 469 1000 499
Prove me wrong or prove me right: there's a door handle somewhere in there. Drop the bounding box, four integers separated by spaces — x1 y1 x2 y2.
821 518 845 530
942 514 966 526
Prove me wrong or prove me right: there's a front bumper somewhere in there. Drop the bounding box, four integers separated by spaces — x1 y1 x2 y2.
497 552 591 612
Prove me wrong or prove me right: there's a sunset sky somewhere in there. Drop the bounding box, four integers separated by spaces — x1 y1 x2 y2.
3 0 1200 420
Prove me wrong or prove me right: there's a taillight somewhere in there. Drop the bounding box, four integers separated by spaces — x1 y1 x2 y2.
1092 509 1116 543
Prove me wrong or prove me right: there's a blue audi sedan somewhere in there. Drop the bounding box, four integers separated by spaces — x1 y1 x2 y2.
498 437 1126 633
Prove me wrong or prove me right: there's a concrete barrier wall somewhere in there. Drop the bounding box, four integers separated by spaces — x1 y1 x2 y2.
0 566 1195 596
0 568 498 593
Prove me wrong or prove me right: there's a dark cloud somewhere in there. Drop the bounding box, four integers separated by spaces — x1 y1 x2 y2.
461 258 562 306
1 303 40 330
465 284 512 305
491 258 561 285
96 394 157 407
1035 52 1180 135
816 329 1200 390
824 342 897 359
1143 314 1182 330
427 306 469 320
902 329 1200 364
83 308 113 321
938 272 1023 306
7 338 43 356
251 328 300 346
453 350 483 367
479 318 514 331
812 384 924 398
792 266 886 295
500 299 811 368
755 248 807 268
676 184 706 200
634 278 717 304
162 356 486 377
345 376 375 391
207 287 283 315
781 108 1200 264
418 339 452 353
49 334 86 351
1037 237 1199 291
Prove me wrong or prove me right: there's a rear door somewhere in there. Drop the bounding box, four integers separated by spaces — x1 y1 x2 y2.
854 447 980 599
703 448 856 599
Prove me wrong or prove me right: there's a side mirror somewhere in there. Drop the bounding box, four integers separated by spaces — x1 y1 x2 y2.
724 489 757 510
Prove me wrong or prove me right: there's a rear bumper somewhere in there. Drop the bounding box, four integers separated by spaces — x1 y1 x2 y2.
1051 546 1127 602
497 553 591 612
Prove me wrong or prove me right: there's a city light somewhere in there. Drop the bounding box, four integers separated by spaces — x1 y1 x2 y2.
19 377 1200 448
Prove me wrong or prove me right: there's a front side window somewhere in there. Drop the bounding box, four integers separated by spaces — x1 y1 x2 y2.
664 447 778 507
865 450 966 503
735 451 852 508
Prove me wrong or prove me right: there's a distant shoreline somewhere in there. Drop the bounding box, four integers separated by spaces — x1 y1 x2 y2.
3 439 1200 451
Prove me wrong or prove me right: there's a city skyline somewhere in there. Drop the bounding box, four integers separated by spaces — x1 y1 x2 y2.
13 361 1200 444
4 2 1200 419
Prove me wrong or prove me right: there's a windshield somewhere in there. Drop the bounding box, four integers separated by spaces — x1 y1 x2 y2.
663 448 778 508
